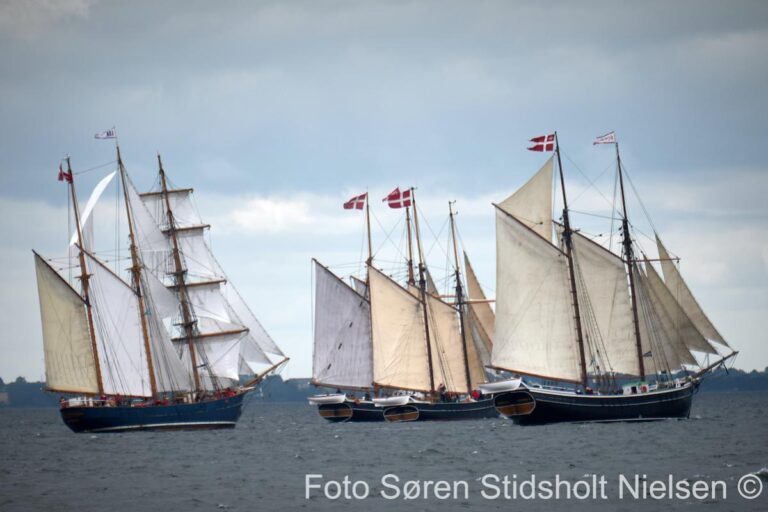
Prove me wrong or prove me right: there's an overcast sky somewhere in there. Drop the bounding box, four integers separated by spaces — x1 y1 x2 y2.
1 0 766 381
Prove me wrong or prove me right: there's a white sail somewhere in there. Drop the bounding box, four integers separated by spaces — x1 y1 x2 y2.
84 251 153 397
425 293 472 394
368 265 431 392
464 251 494 356
140 188 203 230
176 230 223 283
179 331 243 390
635 266 698 370
493 208 581 382
68 171 116 248
498 155 554 242
656 235 728 347
188 282 231 323
125 178 171 277
644 261 717 355
350 275 368 298
570 231 638 376
34 254 100 394
312 260 372 389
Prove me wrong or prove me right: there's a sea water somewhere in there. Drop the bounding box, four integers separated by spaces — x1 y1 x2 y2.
0 392 766 511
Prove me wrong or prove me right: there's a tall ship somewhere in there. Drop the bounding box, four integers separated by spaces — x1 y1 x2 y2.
481 132 737 424
34 141 288 432
309 188 497 422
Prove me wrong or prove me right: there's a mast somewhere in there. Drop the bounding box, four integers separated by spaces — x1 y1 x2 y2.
117 146 158 397
615 143 646 379
409 189 436 394
67 157 104 395
157 154 202 393
405 206 416 285
554 133 589 389
448 201 473 394
365 191 373 266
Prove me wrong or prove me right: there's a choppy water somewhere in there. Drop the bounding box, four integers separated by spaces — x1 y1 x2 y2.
1 392 766 512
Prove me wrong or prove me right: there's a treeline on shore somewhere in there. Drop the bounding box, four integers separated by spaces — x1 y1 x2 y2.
0 367 765 408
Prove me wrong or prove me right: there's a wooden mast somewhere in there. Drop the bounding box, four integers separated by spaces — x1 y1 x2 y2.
365 190 373 266
117 147 158 397
615 142 646 379
405 206 416 285
67 157 104 395
448 201 473 395
157 154 202 393
409 189 436 394
554 133 589 389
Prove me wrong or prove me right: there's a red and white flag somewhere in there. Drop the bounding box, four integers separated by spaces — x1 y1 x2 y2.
593 131 616 145
382 187 412 209
343 192 367 210
57 164 72 183
528 133 555 152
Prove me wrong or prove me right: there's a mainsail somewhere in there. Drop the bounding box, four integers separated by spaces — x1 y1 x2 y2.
498 155 554 242
312 260 373 389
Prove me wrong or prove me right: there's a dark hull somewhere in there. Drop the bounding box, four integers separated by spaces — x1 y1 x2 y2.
316 401 384 422
493 384 696 426
60 394 246 433
383 397 498 423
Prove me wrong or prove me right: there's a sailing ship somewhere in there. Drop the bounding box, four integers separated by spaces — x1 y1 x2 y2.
34 147 287 433
309 189 497 422
480 132 737 425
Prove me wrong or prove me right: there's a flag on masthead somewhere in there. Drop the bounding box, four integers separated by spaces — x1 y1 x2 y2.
593 131 616 145
343 193 367 210
383 187 412 208
527 133 555 152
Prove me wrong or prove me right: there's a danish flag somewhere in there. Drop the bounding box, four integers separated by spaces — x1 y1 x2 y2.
383 187 412 208
528 133 555 152
343 192 367 210
57 164 72 183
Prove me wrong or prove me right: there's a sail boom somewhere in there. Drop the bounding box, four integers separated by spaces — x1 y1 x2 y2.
140 188 194 198
485 365 582 385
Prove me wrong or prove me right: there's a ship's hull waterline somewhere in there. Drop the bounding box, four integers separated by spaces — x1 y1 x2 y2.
492 382 697 426
314 397 499 423
60 393 246 433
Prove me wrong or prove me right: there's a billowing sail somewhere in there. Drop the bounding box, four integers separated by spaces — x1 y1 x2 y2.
656 235 728 347
84 251 153 397
68 171 115 251
34 253 100 394
312 260 372 389
569 231 638 376
425 293 471 394
464 252 494 357
493 207 581 382
498 155 554 242
141 188 203 230
368 265 431 392
644 262 716 355
635 265 698 370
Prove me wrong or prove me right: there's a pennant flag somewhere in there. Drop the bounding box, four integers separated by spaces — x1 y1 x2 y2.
643 350 653 358
382 187 412 208
593 131 616 145
528 133 555 152
343 193 367 210
57 164 72 183
94 129 116 140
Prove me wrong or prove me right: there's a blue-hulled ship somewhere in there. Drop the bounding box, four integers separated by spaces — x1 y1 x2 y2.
479 132 737 425
34 143 287 433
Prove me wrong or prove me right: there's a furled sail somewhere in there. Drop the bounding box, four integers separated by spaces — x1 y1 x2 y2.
368 265 431 392
569 231 638 376
84 251 153 397
656 235 728 347
644 261 717 355
312 260 373 389
34 253 100 394
498 155 554 242
493 207 581 382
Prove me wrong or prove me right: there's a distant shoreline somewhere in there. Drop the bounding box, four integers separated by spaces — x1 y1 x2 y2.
0 368 765 408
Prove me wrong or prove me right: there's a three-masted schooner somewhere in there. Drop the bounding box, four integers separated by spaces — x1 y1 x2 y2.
34 145 287 432
480 132 737 425
309 189 497 422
